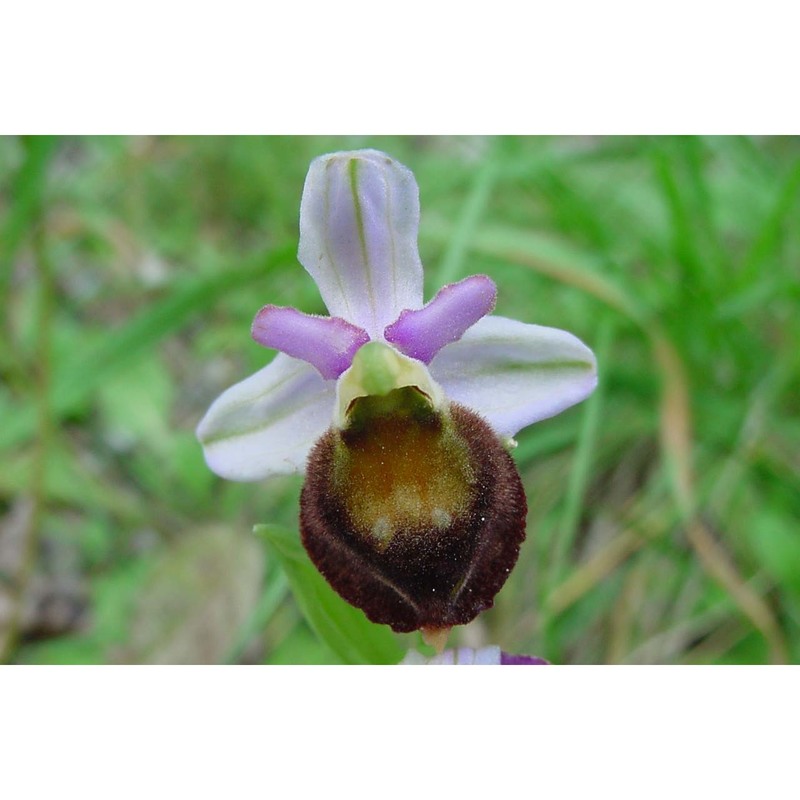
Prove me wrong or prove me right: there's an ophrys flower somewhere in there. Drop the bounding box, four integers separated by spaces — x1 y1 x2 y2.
197 149 597 635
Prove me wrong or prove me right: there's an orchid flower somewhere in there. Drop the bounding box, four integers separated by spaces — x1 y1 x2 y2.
197 149 597 637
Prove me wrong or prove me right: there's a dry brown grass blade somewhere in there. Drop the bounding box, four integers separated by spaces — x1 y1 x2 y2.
685 519 788 663
547 494 670 616
651 331 789 665
681 618 752 664
650 333 694 510
548 528 642 615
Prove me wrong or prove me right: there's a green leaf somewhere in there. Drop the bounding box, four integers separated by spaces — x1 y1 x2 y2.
97 355 174 455
16 637 106 666
266 625 341 665
751 511 800 597
256 524 404 665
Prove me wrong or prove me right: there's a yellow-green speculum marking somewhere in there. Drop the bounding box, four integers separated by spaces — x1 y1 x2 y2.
331 343 474 550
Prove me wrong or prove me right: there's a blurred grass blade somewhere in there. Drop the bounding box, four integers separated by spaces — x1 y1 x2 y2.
255 524 404 665
740 157 800 282
651 137 723 288
422 218 648 325
0 244 295 449
434 147 497 286
651 329 788 664
225 569 290 664
0 137 57 309
548 316 613 588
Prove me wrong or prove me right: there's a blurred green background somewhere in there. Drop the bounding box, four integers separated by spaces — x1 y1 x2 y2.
1 135 798 665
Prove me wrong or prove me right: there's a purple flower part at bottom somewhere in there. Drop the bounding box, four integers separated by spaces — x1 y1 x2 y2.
500 652 550 665
402 646 549 665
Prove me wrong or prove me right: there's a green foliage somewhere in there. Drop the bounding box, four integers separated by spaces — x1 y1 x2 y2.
750 511 800 598
2 135 799 664
256 525 404 665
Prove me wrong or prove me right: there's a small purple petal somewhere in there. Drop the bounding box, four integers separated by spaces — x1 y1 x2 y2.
384 275 497 363
251 306 370 380
500 652 550 665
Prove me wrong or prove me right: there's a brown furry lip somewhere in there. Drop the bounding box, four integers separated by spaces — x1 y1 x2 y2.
300 402 527 633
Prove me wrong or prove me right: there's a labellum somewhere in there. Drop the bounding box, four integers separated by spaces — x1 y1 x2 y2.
300 343 527 633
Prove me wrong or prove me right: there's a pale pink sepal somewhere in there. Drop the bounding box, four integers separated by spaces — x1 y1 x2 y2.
196 354 336 481
429 315 597 438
